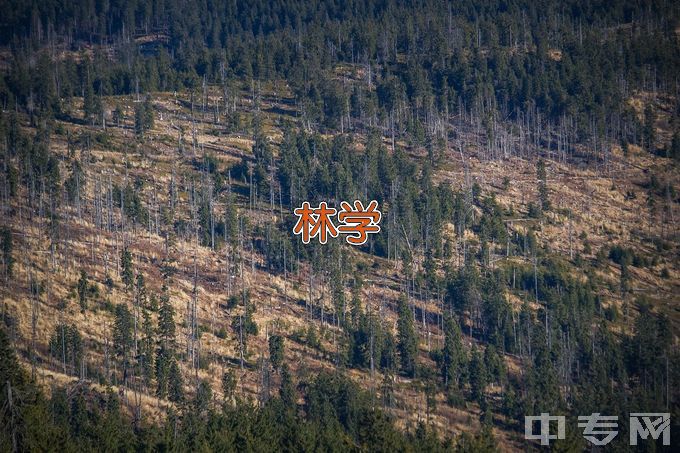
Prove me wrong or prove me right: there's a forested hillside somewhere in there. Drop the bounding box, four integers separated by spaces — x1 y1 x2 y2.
0 0 679 451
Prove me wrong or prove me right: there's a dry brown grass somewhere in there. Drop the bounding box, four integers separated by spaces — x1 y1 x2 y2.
1 85 678 449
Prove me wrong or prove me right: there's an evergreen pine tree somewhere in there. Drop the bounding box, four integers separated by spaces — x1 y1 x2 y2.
269 334 284 371
135 95 154 138
49 324 83 376
158 284 176 347
113 304 133 384
155 349 170 399
279 364 296 412
483 344 506 389
221 369 236 405
168 359 184 403
77 270 88 312
670 132 680 160
194 379 212 415
156 284 175 398
1 227 14 280
396 296 418 377
121 248 134 291
83 82 102 125
643 103 656 152
442 312 466 398
469 347 488 405
531 340 560 413
140 307 155 386
134 103 145 137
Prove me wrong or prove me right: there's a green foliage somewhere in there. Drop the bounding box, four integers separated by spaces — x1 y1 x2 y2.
113 303 133 378
529 338 561 414
277 129 453 259
64 159 85 204
3 314 679 451
140 307 155 385
194 379 213 414
5 163 18 198
0 1 678 448
483 345 506 387
621 139 629 157
624 300 673 391
268 334 284 371
112 103 124 126
455 424 497 452
305 371 386 446
1 226 14 279
155 346 171 399
243 304 258 335
396 296 418 378
620 261 631 295
223 194 239 246
669 131 680 160
607 244 650 268
527 202 541 218
168 358 184 403
77 270 88 312
135 273 147 306
49 324 83 376
114 184 149 226
469 347 488 406
0 2 675 143
232 299 258 361
104 274 114 292
134 95 154 137
3 329 135 451
83 82 103 125
643 103 656 152
279 364 296 412
1 326 59 452
120 247 134 291
158 284 176 347
305 324 320 350
221 369 237 404
441 312 466 397
345 291 396 373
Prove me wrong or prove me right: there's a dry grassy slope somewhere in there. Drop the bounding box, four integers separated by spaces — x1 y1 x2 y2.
434 144 679 321
1 83 678 449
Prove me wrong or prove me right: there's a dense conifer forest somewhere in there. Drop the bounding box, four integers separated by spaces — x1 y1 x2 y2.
0 0 679 451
